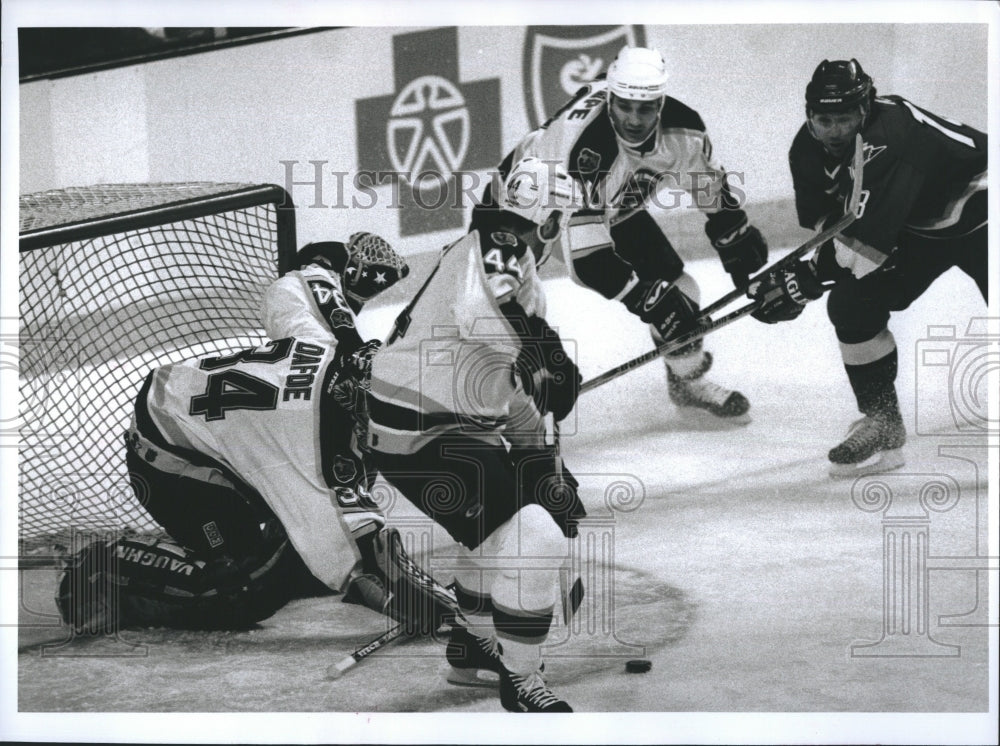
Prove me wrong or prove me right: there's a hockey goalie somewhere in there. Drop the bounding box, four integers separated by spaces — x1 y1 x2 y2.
56 233 456 635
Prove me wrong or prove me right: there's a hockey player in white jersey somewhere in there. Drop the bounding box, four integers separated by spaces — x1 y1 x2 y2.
259 232 432 618
57 237 455 636
478 46 770 422
368 157 586 712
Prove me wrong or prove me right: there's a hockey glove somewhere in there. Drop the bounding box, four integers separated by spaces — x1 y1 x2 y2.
513 317 581 422
622 277 700 343
331 338 381 413
747 260 825 324
705 210 768 289
345 338 381 383
510 445 586 539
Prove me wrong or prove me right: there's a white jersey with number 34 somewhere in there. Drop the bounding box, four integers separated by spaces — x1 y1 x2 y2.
135 336 359 588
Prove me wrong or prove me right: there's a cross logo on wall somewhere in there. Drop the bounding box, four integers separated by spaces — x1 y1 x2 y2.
356 28 501 237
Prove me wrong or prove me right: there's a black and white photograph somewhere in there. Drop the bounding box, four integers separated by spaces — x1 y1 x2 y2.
2 1 997 743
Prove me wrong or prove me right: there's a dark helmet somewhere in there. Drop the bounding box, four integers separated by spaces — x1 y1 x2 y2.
805 59 874 113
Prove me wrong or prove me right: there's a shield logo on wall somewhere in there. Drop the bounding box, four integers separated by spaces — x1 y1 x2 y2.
522 25 646 130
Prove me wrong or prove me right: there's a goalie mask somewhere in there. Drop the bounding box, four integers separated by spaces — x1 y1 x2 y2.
294 234 409 310
342 232 410 307
498 157 583 255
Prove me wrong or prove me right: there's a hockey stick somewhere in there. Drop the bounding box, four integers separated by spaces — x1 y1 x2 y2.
579 301 759 394
325 621 408 680
549 415 563 473
579 134 865 396
699 133 865 319
385 238 463 344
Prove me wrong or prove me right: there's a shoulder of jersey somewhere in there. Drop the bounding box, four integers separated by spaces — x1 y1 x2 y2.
868 95 918 141
658 96 707 134
296 263 341 282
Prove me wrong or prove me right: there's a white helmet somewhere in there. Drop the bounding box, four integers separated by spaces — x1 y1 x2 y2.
499 157 582 228
606 46 669 101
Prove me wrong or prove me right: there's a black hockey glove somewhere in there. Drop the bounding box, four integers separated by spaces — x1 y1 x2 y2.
331 338 381 410
345 338 381 383
747 260 825 324
513 317 581 422
705 210 768 289
509 445 586 539
622 278 700 343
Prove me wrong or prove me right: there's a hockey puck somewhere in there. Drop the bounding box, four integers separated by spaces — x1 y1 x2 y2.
625 659 652 674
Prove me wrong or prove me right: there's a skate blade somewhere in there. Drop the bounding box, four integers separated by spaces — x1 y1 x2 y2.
829 448 905 479
446 667 500 688
674 406 752 429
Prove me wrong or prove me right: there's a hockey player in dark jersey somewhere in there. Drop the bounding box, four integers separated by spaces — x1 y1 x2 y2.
477 46 770 422
749 59 987 476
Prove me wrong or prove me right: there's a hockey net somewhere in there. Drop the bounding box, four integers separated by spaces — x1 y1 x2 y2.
18 182 296 555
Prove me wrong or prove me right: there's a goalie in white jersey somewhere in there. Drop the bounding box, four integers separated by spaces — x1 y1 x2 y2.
57 235 455 636
477 46 770 421
368 157 586 712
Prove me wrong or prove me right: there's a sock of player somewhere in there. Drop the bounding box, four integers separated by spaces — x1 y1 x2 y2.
452 577 496 638
491 567 557 675
659 339 706 378
492 599 552 675
843 338 899 417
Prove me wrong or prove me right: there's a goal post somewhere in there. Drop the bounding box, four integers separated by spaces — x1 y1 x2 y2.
17 182 297 553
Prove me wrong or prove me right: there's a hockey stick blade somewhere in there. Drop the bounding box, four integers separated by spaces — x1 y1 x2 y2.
325 622 408 680
579 134 865 396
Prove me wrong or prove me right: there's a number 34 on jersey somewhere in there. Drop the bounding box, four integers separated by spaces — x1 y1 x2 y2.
188 338 330 421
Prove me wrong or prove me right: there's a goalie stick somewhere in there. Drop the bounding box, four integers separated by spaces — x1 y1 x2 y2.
326 528 465 680
580 133 865 396
325 621 408 680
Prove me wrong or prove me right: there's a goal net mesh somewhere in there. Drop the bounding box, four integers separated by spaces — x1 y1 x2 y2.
18 182 295 555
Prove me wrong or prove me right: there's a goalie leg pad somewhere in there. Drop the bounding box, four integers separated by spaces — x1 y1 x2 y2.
57 534 306 632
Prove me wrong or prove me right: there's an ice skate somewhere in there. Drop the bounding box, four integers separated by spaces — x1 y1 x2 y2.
446 625 503 687
499 665 572 713
828 411 906 478
666 352 751 424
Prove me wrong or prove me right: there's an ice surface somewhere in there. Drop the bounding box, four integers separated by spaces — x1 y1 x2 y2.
11 254 995 743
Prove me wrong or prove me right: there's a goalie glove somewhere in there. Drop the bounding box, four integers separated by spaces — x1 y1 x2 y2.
705 209 768 289
331 338 381 414
747 260 825 324
344 526 460 635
